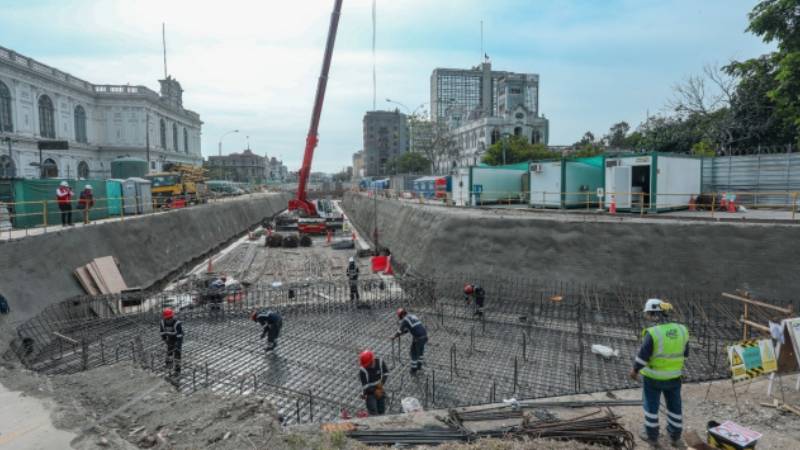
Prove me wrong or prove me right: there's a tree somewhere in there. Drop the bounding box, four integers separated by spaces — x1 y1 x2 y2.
691 139 716 156
481 135 559 165
606 122 631 148
385 152 432 174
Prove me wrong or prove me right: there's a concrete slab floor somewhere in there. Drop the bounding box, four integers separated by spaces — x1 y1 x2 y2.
0 382 76 449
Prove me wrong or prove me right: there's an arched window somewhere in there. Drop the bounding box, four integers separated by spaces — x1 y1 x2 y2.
42 158 58 178
0 81 12 132
159 118 166 149
532 130 541 144
77 161 89 179
0 155 14 178
38 95 55 138
74 105 87 143
514 126 522 137
490 128 500 145
172 123 178 151
183 128 189 154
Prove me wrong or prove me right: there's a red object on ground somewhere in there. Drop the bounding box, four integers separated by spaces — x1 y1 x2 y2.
688 195 696 211
610 196 617 215
326 230 332 243
356 410 369 418
207 258 213 273
172 198 186 209
371 256 388 272
727 199 736 213
384 256 394 275
351 231 356 241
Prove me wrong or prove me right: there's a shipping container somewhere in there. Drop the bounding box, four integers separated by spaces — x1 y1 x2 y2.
452 165 527 206
529 156 605 208
604 153 701 212
389 174 421 192
413 176 439 198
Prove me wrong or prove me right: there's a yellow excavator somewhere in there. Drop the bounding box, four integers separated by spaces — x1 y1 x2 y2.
146 163 208 208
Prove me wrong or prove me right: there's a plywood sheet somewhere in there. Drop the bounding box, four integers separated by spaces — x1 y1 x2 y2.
73 266 100 296
93 256 127 294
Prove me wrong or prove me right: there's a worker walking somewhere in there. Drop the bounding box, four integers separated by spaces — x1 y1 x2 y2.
463 283 485 318
56 181 74 227
392 308 428 375
358 350 389 416
347 256 360 301
78 185 94 225
251 309 283 352
629 299 689 447
159 308 183 377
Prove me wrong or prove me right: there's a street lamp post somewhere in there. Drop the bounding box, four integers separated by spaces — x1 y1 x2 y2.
218 129 240 157
501 132 511 166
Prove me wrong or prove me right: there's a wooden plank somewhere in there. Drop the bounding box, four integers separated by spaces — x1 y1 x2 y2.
93 256 127 294
73 266 100 296
722 292 793 314
88 262 110 294
739 317 770 332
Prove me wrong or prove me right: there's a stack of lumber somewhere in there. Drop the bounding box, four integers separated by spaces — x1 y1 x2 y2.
74 256 128 296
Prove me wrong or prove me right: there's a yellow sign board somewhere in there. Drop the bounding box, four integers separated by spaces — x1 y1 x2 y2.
728 339 777 382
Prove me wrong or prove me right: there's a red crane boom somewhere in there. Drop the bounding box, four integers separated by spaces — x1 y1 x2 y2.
288 0 343 217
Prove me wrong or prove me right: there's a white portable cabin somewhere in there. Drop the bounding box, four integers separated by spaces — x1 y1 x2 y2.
604 153 701 212
529 156 605 208
452 166 527 206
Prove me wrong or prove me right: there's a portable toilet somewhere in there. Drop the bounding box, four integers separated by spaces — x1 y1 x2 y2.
529 156 605 208
106 179 123 216
604 153 701 212
121 179 138 215
127 177 153 214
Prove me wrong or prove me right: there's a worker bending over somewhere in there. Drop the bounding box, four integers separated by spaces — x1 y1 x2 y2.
629 299 689 447
347 257 360 301
463 283 485 318
392 308 428 375
159 308 183 377
251 309 283 352
358 350 389 416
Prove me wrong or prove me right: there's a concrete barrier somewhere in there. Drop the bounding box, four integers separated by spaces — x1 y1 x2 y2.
343 192 800 302
0 193 290 324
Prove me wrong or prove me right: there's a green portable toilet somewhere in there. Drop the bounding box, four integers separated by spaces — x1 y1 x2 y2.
106 179 123 216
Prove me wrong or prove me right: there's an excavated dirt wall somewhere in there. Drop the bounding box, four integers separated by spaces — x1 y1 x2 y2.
342 193 800 301
0 193 290 324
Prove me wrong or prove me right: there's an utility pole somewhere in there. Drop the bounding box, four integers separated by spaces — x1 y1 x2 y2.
3 137 11 177
145 110 150 172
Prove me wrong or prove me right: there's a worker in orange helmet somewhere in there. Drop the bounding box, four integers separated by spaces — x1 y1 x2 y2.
463 283 485 318
358 350 389 415
159 308 183 377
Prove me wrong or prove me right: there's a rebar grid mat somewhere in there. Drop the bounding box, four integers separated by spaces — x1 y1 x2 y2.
9 274 783 425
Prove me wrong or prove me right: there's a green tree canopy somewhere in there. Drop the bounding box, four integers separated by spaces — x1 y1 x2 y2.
385 152 432 174
482 136 559 165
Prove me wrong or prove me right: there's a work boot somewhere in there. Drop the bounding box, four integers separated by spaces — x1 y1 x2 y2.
639 429 659 446
669 435 684 449
409 367 418 376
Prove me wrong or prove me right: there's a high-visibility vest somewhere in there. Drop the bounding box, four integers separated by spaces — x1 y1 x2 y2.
640 322 688 381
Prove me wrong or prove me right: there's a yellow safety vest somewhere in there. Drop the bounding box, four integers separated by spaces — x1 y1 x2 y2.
640 322 688 381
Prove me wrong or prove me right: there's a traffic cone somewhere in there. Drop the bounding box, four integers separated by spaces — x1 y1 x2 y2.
207 257 213 273
688 195 696 211
609 196 617 215
352 231 356 241
326 230 332 244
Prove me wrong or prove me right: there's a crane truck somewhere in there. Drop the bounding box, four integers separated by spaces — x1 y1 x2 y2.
285 0 344 235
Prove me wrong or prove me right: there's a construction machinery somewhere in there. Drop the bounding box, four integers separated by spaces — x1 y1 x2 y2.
285 0 343 234
146 163 208 208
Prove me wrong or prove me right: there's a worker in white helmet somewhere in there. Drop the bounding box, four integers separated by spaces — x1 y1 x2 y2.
629 298 689 447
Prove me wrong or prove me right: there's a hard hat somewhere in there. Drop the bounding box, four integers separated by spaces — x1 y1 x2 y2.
162 308 174 319
85 185 93 190
60 181 69 187
396 308 407 319
359 350 374 368
644 298 665 313
464 284 474 295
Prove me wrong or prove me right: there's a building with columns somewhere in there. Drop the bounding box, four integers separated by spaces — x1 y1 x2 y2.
0 45 202 180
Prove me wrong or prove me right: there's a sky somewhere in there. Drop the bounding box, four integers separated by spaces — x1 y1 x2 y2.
0 0 776 173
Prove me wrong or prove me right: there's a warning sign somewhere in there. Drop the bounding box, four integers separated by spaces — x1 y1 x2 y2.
728 339 777 382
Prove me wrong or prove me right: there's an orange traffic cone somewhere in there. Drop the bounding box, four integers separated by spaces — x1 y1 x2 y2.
207 257 213 273
351 231 356 241
688 195 696 211
326 230 332 244
609 196 617 215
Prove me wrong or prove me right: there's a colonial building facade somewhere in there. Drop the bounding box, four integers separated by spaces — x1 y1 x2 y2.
0 45 202 180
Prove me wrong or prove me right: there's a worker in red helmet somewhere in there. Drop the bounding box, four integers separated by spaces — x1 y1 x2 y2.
358 350 389 415
159 307 183 377
463 284 486 318
392 308 428 375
